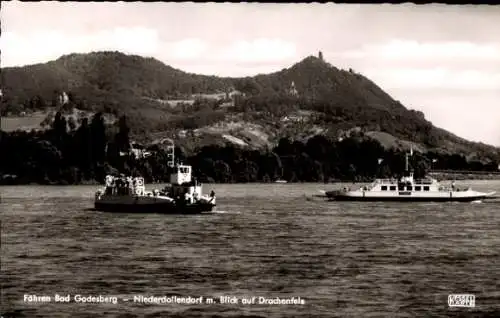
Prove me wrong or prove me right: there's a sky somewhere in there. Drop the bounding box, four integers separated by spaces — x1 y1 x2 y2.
1 2 499 146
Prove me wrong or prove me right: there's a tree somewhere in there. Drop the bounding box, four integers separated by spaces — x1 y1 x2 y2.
213 160 232 183
414 160 429 179
34 140 63 183
51 90 61 108
235 160 259 182
67 117 77 131
72 117 93 175
51 111 68 149
114 115 131 153
90 112 107 164
259 151 283 181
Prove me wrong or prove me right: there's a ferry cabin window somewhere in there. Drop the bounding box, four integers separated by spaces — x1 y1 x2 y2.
423 186 430 191
407 186 413 191
398 185 405 191
415 186 421 191
381 186 387 191
390 186 396 191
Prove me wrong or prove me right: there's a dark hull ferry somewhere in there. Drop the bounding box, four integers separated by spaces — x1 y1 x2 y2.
94 139 216 214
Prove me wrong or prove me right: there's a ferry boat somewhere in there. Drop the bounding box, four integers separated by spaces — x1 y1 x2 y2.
94 140 216 213
274 179 288 184
324 150 496 202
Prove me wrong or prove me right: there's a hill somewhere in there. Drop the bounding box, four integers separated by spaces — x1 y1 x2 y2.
2 51 499 163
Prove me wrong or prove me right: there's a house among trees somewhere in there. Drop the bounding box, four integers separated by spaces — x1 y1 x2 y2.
288 81 298 97
226 88 245 100
120 142 153 159
58 91 69 105
192 88 244 102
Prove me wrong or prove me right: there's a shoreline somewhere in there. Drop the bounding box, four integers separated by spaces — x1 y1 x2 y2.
426 173 500 181
1 174 500 186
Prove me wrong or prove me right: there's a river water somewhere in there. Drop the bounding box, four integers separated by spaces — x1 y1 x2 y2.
1 181 499 318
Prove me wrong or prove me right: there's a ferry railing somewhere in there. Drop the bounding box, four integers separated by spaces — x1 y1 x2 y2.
374 179 398 184
414 179 434 185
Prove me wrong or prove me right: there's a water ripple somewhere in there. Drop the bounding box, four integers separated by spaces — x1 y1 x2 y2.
1 181 499 317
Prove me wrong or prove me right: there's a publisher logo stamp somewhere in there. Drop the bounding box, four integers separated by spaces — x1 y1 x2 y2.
448 294 475 308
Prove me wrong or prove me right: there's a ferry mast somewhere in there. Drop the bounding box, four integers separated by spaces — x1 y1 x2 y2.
165 139 175 168
404 147 414 181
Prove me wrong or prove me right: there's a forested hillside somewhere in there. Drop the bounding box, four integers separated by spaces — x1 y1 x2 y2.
1 51 499 184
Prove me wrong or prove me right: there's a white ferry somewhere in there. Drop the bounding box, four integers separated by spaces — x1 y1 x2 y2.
94 140 216 213
274 179 288 184
324 151 496 202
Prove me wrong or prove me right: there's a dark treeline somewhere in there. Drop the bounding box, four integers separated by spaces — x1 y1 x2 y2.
1 112 499 185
